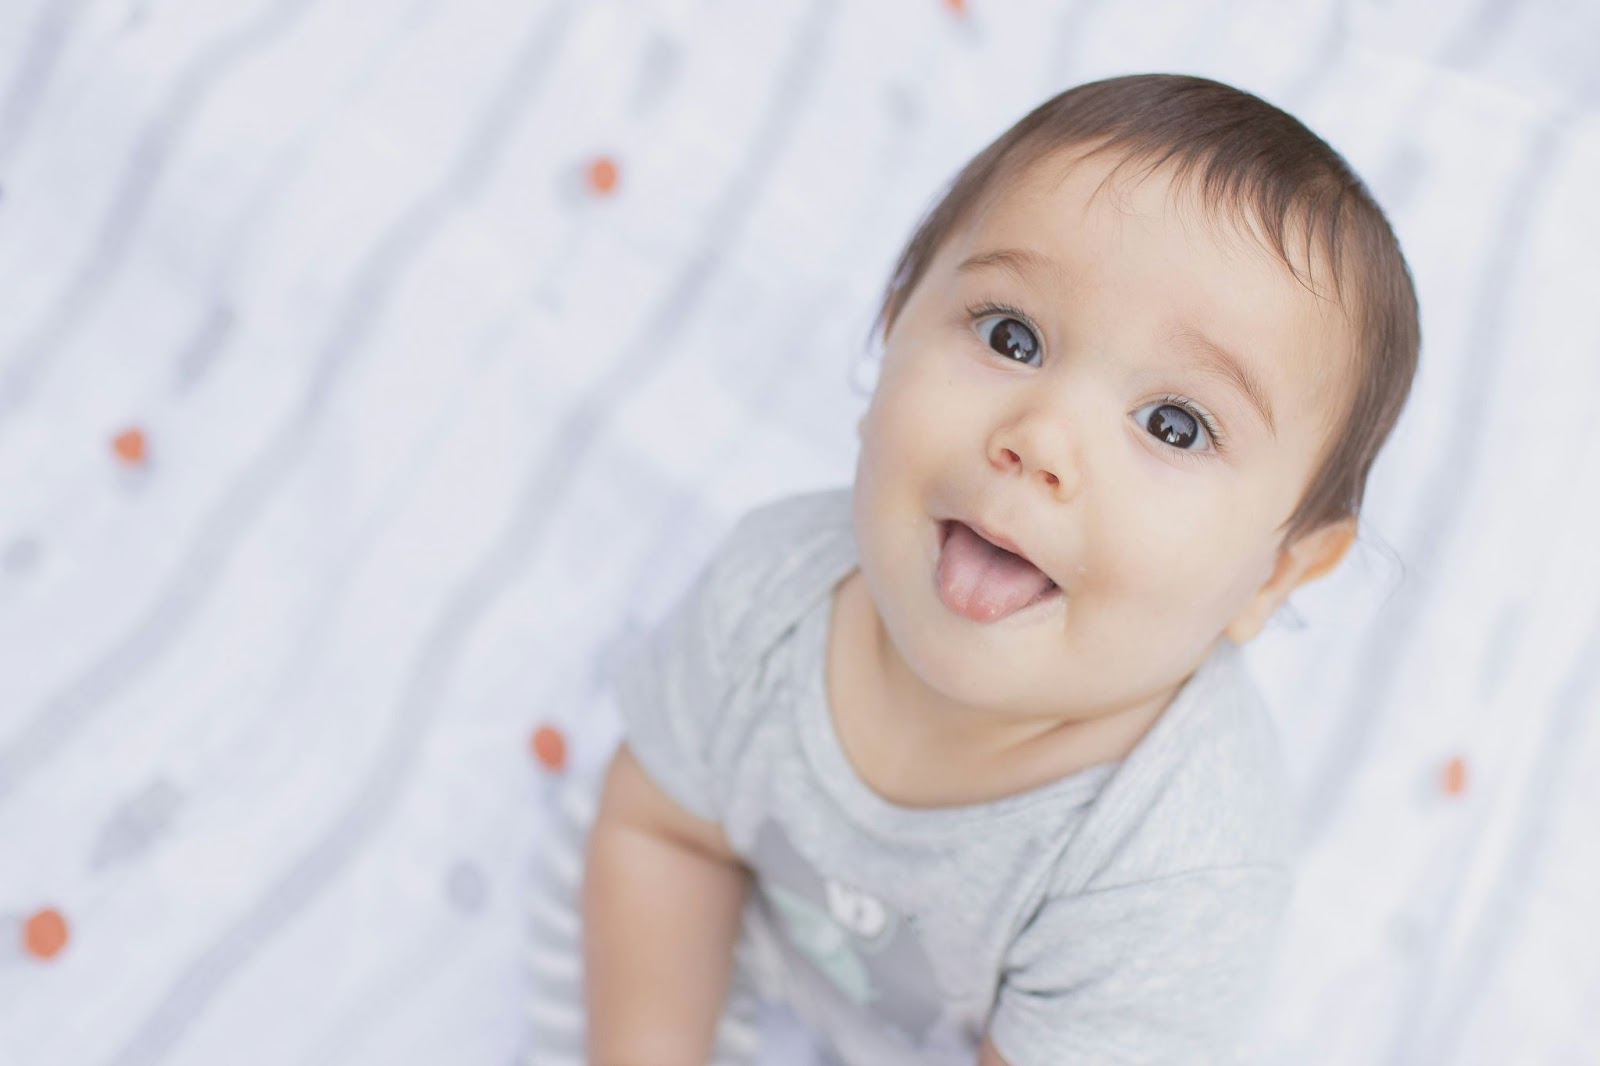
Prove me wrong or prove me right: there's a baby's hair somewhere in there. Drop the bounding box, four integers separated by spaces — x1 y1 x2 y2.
868 73 1421 549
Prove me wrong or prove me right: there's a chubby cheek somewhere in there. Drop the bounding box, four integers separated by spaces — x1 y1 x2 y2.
859 363 963 481
853 402 905 507
1078 502 1249 622
1068 562 1233 680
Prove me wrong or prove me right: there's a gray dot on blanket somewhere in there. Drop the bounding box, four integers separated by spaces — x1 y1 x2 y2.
885 84 919 127
91 778 183 870
3 537 39 575
447 861 489 914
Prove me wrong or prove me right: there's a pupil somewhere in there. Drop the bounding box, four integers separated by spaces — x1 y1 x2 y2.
989 318 1036 362
1148 405 1198 448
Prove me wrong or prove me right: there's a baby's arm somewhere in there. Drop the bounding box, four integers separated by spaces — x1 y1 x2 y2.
582 741 751 1066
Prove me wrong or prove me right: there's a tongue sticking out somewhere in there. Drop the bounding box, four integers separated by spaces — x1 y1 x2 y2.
936 522 1057 622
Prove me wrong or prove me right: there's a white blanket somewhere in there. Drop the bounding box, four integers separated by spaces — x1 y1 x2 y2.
1 0 1596 1063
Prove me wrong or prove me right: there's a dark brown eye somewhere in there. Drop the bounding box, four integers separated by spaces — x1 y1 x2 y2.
978 316 1040 365
1144 404 1199 448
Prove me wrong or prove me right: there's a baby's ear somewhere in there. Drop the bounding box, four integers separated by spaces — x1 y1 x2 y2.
1225 518 1357 644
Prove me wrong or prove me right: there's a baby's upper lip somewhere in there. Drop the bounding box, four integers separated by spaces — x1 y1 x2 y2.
967 519 1029 559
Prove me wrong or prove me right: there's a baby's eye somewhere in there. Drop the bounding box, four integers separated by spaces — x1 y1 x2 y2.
975 313 1040 366
1133 400 1213 452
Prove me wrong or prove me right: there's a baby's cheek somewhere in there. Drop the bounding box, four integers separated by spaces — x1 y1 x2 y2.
1072 533 1230 634
868 391 946 464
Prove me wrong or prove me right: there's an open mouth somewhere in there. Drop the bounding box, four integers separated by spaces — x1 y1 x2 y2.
935 520 1060 622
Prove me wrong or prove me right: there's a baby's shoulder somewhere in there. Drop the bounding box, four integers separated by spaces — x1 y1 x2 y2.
1060 649 1298 891
706 486 853 598
721 485 853 562
695 485 856 655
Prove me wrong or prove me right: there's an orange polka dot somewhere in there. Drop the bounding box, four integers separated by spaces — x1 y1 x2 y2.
1441 756 1468 797
943 0 967 14
23 908 68 959
531 724 567 772
586 156 619 196
113 426 147 465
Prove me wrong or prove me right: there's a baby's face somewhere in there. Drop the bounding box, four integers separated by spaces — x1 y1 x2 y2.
852 148 1352 722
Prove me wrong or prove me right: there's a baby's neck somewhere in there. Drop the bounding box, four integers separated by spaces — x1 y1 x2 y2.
826 570 1175 809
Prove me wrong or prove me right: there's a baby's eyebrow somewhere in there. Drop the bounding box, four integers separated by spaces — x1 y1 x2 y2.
957 248 1073 294
1169 325 1278 439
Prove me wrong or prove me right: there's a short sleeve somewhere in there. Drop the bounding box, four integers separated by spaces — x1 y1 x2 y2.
603 496 823 823
605 537 739 824
988 865 1292 1066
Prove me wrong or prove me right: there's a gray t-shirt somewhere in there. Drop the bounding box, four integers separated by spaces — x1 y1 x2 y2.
608 486 1297 1066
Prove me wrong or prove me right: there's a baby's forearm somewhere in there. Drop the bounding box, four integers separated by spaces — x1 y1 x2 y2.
582 745 750 1066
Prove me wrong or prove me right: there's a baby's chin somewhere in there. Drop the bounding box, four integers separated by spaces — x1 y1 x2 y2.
881 605 1076 717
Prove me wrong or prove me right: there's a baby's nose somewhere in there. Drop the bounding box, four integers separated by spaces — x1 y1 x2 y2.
997 447 1061 488
989 421 1080 498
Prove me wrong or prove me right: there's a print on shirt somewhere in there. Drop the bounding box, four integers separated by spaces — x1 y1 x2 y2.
751 820 944 1044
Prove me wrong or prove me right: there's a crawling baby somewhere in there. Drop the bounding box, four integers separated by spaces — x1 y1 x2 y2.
577 72 1420 1066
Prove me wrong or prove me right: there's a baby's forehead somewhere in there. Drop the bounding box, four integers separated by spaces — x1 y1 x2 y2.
958 155 1329 317
974 147 1334 288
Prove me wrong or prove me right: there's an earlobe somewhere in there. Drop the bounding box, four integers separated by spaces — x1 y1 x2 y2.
1224 518 1357 643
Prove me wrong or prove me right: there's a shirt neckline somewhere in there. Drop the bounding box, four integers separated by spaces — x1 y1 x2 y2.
793 557 1122 837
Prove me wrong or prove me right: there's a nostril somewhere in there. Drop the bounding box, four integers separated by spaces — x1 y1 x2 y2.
1044 472 1059 487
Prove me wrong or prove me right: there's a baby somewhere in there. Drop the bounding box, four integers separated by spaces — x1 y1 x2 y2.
577 73 1420 1065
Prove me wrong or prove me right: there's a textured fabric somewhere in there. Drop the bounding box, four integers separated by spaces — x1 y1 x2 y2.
608 486 1298 1066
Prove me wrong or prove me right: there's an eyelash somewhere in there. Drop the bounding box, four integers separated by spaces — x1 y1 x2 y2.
963 299 1229 457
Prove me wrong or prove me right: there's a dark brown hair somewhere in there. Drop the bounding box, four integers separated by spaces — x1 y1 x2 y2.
869 73 1420 548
